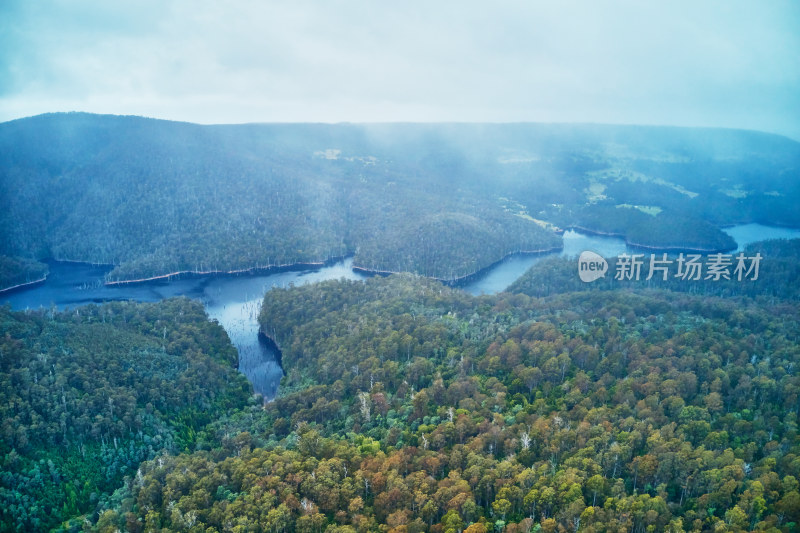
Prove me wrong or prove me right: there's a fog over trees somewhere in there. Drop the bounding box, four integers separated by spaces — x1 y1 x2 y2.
2 113 799 290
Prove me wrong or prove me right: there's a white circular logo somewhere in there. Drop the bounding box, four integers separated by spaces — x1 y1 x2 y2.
578 251 608 282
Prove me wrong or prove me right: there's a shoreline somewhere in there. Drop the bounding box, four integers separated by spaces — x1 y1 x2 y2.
102 246 570 289
51 257 115 266
450 246 566 287
719 221 800 230
257 331 284 367
15 218 777 293
256 331 284 404
568 225 737 254
351 245 565 286
625 241 736 254
0 276 48 295
104 256 348 286
568 225 627 239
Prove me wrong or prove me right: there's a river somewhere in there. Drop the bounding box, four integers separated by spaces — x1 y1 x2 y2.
461 224 800 295
2 258 366 401
461 229 631 295
2 223 798 400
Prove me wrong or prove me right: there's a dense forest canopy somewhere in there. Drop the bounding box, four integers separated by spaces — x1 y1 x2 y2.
1 247 799 531
0 255 48 292
0 299 253 532
2 113 799 290
93 272 798 532
2 111 800 532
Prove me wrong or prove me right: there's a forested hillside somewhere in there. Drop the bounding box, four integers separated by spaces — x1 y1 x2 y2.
0 299 253 532
0 255 48 293
2 113 799 290
86 274 800 532
0 114 559 287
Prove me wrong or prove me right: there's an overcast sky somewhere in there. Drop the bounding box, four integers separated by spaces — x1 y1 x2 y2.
1 0 798 139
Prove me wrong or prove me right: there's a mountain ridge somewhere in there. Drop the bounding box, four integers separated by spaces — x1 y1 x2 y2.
1 112 798 290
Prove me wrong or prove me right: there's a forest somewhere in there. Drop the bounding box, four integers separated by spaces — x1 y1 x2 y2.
0 299 253 532
46 252 792 532
0 255 48 293
2 113 799 290
2 111 800 531
0 241 798 531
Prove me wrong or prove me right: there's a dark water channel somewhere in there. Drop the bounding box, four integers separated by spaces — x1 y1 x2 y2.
2 258 366 401
3 224 797 400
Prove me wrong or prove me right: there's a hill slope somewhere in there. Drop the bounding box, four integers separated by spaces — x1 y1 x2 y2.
95 274 800 531
2 113 799 288
0 298 252 531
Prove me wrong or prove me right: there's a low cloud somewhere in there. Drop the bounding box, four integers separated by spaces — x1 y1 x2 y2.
1 0 798 139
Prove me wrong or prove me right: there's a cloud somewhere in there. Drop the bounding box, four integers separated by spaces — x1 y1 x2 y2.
0 0 798 139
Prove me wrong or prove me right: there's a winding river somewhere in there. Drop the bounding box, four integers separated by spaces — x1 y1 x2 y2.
2 224 798 400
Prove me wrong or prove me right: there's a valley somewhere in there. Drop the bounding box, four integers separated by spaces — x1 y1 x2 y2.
1 115 799 532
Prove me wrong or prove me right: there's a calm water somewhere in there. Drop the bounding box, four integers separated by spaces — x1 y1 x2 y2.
723 223 800 252
2 259 366 401
461 224 800 295
3 224 796 398
200 260 365 399
460 230 630 295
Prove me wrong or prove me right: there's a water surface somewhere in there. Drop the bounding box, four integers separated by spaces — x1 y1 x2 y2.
2 259 365 401
722 223 800 252
461 230 631 295
3 224 795 397
200 260 365 399
460 225 800 295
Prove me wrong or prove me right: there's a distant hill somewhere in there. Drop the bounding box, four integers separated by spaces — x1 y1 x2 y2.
1 113 798 288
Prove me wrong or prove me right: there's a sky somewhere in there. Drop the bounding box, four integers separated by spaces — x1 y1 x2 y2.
1 0 799 139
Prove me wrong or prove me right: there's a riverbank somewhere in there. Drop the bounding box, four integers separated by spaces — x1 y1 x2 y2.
568 225 627 239
625 241 736 254
16 220 736 293
104 246 569 290
257 331 284 367
104 256 349 286
568 225 736 254
352 245 565 287
0 276 48 294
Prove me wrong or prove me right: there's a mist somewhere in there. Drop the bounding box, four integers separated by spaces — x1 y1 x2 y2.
0 0 798 139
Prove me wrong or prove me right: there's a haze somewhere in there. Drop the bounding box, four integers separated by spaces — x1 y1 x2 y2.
1 0 798 139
